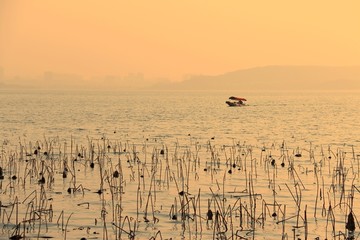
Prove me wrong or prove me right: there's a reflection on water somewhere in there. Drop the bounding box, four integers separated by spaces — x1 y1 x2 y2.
0 89 360 239
1 137 359 239
1 90 360 146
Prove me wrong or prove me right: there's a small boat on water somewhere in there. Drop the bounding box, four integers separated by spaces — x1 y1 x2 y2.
226 96 247 107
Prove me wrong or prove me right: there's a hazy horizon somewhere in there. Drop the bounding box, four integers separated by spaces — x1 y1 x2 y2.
1 65 360 91
1 1 360 88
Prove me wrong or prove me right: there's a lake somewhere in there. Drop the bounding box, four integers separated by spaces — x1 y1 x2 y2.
0 89 360 239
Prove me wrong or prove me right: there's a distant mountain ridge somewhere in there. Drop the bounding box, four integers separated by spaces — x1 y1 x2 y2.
157 65 360 91
2 65 360 91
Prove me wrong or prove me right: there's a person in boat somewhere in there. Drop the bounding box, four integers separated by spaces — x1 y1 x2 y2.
238 100 243 104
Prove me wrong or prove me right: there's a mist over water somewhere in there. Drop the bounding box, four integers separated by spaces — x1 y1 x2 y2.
0 89 360 239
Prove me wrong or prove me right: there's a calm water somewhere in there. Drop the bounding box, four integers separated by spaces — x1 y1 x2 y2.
1 90 360 145
0 89 360 239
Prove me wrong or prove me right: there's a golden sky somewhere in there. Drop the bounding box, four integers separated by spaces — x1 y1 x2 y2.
1 0 360 81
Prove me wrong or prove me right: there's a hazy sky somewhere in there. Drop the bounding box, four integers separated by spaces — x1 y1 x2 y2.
1 0 360 81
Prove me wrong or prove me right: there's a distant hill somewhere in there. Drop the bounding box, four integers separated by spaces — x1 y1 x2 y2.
153 66 360 91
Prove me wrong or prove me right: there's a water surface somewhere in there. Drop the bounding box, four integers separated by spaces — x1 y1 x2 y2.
0 89 359 239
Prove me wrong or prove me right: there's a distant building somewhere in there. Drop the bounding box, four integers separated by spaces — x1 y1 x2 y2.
123 73 145 86
0 67 4 87
42 71 84 88
0 66 4 81
43 71 54 82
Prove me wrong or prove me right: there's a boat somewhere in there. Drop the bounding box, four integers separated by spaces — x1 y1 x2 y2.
226 96 247 107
